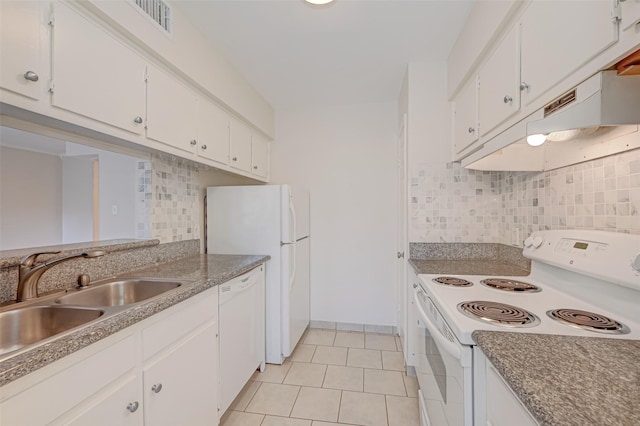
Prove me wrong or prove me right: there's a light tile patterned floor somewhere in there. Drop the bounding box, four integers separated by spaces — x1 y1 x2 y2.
220 329 420 426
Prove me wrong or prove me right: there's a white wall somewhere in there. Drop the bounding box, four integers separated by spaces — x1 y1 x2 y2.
405 61 453 241
0 146 63 250
62 156 94 243
271 102 398 327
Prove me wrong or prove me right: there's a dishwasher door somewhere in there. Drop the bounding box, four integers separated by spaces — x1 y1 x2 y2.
218 265 265 416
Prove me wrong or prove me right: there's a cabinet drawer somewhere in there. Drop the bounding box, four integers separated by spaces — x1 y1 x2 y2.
0 335 136 425
142 287 217 360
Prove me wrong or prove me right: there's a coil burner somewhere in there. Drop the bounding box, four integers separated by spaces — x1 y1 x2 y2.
432 276 473 287
547 309 629 334
457 301 540 328
480 278 541 293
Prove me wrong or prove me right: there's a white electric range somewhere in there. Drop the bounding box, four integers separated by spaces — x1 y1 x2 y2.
412 230 640 426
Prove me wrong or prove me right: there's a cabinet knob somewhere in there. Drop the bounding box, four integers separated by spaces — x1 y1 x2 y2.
23 71 39 82
520 82 529 91
468 127 475 133
151 383 163 393
253 165 258 170
133 116 143 124
126 401 139 413
190 139 197 146
201 144 207 150
232 157 238 161
503 95 513 104
412 283 418 288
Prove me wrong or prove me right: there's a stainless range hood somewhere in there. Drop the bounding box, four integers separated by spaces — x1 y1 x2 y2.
463 70 640 171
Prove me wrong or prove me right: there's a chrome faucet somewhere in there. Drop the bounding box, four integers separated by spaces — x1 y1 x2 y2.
17 250 106 301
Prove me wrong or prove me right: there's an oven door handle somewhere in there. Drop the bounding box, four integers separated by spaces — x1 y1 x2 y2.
413 287 462 361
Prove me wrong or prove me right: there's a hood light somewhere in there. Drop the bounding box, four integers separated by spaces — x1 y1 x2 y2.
527 134 547 146
305 0 334 4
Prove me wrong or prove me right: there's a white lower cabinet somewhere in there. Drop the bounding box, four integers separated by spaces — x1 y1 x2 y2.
405 268 419 367
65 376 141 426
143 322 218 426
475 348 538 426
0 287 219 426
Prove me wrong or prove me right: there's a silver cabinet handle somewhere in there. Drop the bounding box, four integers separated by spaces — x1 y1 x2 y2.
23 71 39 82
232 156 238 161
127 401 139 413
520 82 529 91
503 95 513 103
133 116 143 124
190 140 197 146
201 144 207 150
151 383 163 393
468 127 475 133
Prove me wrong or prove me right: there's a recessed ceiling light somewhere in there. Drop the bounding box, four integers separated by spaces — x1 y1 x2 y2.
305 0 335 5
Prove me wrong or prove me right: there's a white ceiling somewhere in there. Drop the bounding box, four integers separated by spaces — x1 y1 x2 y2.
176 0 473 110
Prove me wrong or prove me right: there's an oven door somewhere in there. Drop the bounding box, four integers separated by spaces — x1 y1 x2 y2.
413 284 473 426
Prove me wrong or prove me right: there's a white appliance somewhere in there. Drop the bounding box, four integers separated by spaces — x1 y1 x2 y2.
207 184 310 365
413 230 640 426
218 265 265 416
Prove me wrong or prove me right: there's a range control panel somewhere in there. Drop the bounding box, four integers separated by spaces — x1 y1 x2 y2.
553 238 608 257
523 230 640 291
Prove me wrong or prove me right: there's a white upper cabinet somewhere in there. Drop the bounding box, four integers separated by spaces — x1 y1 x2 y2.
478 25 521 137
520 1 618 107
452 76 479 158
51 2 146 135
251 133 269 179
621 0 640 32
196 98 230 166
229 119 253 173
0 1 44 101
146 64 198 155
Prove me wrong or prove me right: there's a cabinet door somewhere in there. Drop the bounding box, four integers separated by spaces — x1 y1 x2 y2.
452 76 479 157
51 2 146 135
520 1 617 107
143 321 218 426
621 0 640 32
0 1 43 101
197 98 229 165
251 133 269 179
478 25 520 136
229 119 252 172
146 65 198 155
64 376 142 426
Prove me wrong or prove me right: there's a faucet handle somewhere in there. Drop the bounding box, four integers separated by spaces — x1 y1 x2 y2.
20 251 62 267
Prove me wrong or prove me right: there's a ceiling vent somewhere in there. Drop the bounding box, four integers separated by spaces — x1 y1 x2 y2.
133 0 171 34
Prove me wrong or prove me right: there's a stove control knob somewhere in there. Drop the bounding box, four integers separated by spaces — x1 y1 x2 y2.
524 236 534 247
632 252 640 273
532 236 544 248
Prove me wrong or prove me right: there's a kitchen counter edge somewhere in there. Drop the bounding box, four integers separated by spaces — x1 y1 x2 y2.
0 254 270 387
473 330 640 426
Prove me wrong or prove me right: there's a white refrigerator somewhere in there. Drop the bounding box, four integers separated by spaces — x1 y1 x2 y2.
206 184 310 364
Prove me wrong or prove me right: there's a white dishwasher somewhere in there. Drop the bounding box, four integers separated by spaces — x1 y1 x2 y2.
218 265 266 416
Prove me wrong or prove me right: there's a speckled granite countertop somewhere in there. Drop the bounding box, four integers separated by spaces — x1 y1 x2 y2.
0 254 269 387
409 259 529 276
474 331 640 426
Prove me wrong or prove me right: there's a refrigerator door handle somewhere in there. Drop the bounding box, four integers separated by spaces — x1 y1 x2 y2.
289 243 297 291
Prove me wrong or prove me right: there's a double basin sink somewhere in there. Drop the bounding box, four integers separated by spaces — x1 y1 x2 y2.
0 278 184 358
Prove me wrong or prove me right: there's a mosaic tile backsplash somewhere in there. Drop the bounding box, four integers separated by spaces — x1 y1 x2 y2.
411 148 640 245
151 154 200 244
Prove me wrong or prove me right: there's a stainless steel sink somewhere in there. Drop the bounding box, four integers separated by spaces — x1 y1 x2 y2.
55 279 182 307
0 306 104 356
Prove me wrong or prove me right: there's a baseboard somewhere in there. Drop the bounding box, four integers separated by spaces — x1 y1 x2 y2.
309 321 397 335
